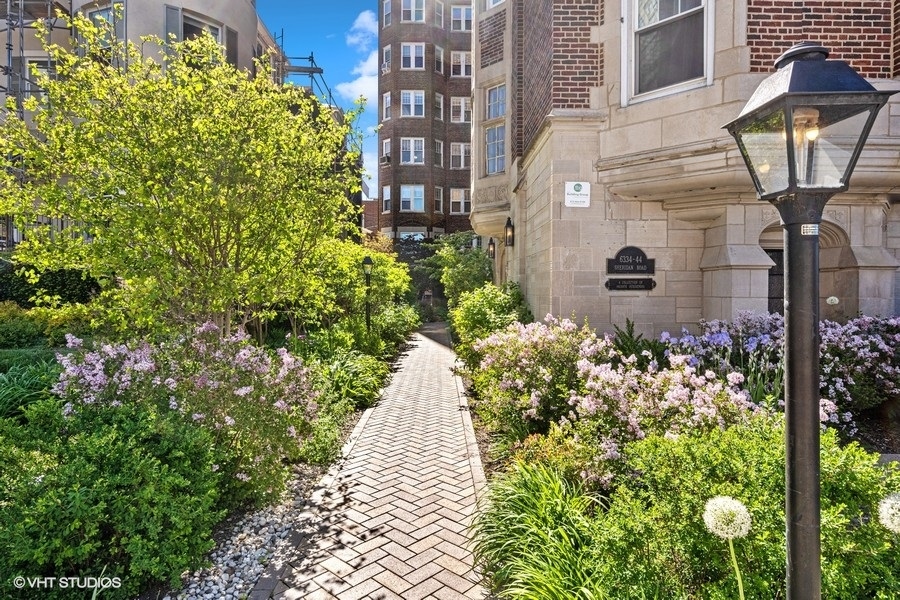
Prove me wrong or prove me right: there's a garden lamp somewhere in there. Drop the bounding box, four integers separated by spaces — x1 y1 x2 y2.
724 41 895 599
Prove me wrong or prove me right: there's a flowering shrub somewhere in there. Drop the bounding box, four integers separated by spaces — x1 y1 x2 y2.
54 323 319 507
820 315 900 414
564 351 757 486
663 311 785 410
662 312 900 432
471 315 599 442
450 282 532 372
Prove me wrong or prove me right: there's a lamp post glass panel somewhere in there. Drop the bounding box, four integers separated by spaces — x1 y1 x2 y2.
724 42 895 599
362 256 373 332
504 217 514 247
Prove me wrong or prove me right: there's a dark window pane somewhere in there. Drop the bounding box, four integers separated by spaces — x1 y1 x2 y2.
637 10 703 94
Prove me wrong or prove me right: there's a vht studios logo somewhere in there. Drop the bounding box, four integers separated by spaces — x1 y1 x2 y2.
12 576 122 590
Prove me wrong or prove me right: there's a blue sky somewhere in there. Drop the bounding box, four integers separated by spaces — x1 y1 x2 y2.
255 1 381 196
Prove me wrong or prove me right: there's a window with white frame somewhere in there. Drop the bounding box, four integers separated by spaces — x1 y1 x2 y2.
382 138 391 158
450 188 471 214
451 5 472 31
434 187 444 214
401 43 425 69
435 1 444 27
485 84 506 175
400 138 425 164
401 90 425 117
486 83 506 119
450 143 471 169
627 0 707 99
382 185 391 212
450 51 472 77
382 91 391 120
487 0 505 7
400 185 425 212
402 0 424 22
434 139 444 167
434 46 444 74
383 0 392 26
450 96 471 123
485 125 505 175
382 45 392 72
434 93 444 120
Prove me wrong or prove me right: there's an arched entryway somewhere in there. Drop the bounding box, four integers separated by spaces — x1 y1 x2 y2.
758 221 856 321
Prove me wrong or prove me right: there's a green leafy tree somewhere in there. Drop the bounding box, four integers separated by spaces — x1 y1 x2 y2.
0 14 362 335
419 231 492 307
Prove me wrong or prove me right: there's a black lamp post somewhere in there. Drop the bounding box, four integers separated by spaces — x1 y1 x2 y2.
724 42 895 599
362 255 373 332
487 237 496 259
504 217 515 247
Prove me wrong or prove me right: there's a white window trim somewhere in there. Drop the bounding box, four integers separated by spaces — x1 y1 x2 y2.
435 1 445 28
400 89 426 118
450 51 472 77
487 0 505 8
434 139 444 167
450 96 471 123
400 137 426 164
434 93 444 120
400 184 426 212
435 46 444 74
451 5 472 31
382 138 391 157
450 142 471 170
619 0 715 107
383 0 392 27
382 91 392 121
485 124 505 175
401 0 425 22
401 42 426 70
434 187 444 214
382 185 391 213
450 188 471 214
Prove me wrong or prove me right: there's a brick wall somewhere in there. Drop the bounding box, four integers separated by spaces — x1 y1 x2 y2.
479 9 505 68
519 0 554 156
894 0 900 77
551 0 601 108
747 0 894 78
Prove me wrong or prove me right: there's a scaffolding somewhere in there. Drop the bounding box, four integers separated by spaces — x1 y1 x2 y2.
1 1 70 248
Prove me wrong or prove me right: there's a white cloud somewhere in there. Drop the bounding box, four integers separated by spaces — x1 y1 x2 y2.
346 10 378 52
335 50 378 104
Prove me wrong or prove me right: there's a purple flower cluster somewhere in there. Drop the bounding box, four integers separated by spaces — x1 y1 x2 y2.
52 321 320 504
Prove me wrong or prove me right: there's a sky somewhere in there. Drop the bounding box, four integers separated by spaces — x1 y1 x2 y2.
254 1 381 196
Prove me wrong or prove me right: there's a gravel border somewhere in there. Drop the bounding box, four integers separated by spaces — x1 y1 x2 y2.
153 410 366 600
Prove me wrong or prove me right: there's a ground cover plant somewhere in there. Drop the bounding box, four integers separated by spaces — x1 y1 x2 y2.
466 311 900 598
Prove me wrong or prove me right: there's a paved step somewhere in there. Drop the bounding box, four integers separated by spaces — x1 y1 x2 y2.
251 326 489 599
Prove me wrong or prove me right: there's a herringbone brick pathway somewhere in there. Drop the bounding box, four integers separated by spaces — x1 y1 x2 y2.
250 323 489 599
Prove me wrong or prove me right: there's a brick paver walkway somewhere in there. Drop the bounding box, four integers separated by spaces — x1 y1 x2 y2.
250 323 489 599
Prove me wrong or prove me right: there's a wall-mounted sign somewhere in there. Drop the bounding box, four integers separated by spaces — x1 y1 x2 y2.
605 278 656 291
564 182 591 207
606 246 655 274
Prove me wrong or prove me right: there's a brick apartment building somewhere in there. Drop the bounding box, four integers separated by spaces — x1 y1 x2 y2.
376 0 474 240
471 0 900 335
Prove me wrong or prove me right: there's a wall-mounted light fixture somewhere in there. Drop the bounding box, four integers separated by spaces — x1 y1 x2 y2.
487 237 496 259
505 217 514 247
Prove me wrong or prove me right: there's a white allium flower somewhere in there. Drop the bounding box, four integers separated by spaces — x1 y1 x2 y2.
879 493 900 534
704 496 752 540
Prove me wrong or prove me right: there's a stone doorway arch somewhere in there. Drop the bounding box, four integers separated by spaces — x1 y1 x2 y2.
758 221 856 321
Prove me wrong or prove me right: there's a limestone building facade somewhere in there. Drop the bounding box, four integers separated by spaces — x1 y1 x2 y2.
470 0 900 336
